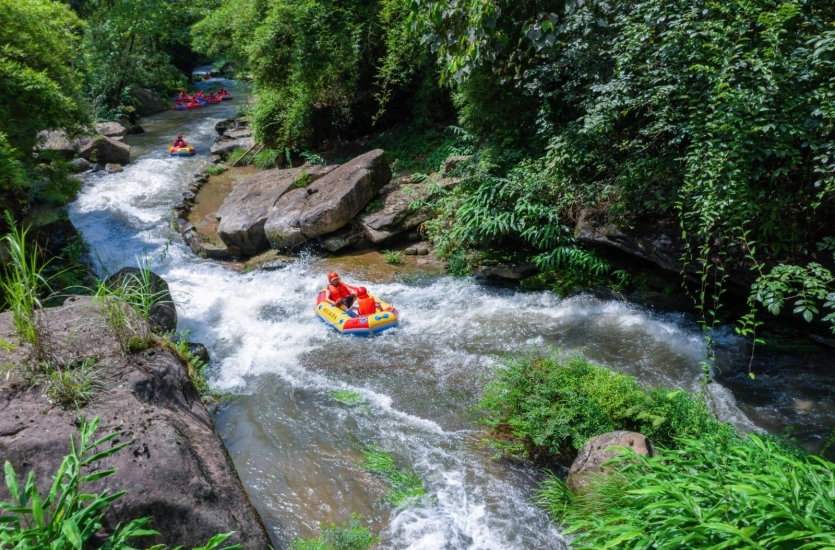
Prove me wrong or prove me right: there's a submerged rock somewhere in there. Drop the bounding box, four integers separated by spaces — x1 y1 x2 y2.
565 431 655 494
0 297 271 548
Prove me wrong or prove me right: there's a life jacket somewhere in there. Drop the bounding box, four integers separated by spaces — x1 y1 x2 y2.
328 282 351 302
357 296 377 316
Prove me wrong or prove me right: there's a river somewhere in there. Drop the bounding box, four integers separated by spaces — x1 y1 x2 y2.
69 77 835 549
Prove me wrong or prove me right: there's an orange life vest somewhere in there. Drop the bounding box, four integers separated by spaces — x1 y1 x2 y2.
357 296 377 316
328 282 351 302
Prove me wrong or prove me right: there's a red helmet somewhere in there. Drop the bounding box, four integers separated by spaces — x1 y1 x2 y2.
177 135 183 139
328 272 339 282
357 286 368 297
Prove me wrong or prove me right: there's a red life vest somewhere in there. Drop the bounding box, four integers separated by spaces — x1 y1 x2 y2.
357 296 377 316
328 282 351 302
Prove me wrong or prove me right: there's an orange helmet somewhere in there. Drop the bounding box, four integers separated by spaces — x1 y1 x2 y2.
357 286 368 297
328 272 340 282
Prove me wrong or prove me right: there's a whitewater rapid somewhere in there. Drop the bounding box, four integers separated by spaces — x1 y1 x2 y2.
69 78 764 549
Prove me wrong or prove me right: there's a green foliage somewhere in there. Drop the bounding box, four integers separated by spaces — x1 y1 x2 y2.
360 446 428 509
541 435 835 550
253 148 282 170
300 151 327 166
364 200 384 213
294 172 313 189
0 215 55 352
331 390 364 406
226 149 247 166
382 250 404 265
160 330 217 402
479 350 736 460
291 515 377 550
38 359 103 409
0 416 242 549
204 165 227 176
79 0 192 114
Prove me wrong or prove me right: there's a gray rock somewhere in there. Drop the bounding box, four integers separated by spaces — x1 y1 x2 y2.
218 165 335 255
95 122 128 139
105 268 177 334
36 129 77 158
470 263 538 280
130 87 168 116
297 150 391 238
565 431 655 494
263 188 310 250
224 128 252 140
356 183 429 243
77 135 131 165
105 163 123 173
69 158 93 173
209 136 254 158
320 225 365 252
215 119 236 135
0 297 271 549
405 247 418 256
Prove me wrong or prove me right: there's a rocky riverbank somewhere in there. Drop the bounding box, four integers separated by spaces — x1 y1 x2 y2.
0 292 272 548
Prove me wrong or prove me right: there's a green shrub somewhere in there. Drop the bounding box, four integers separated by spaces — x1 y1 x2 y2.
541 435 835 549
293 171 313 188
253 148 282 170
364 199 384 213
226 149 248 166
292 514 377 550
39 359 102 409
0 416 241 549
0 214 56 354
479 351 736 460
382 250 404 265
205 165 227 176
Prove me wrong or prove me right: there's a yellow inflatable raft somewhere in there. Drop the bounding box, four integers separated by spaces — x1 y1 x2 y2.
315 288 399 336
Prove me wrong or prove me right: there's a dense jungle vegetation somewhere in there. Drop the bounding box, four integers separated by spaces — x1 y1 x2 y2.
3 0 835 547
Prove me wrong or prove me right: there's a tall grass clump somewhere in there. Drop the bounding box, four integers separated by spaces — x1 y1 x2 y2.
0 415 242 549
540 435 835 549
0 215 54 354
479 350 736 461
292 514 377 550
94 260 171 353
253 148 282 170
361 446 428 509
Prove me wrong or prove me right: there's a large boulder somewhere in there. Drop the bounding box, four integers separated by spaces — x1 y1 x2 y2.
130 87 168 116
36 130 77 158
265 151 391 249
297 150 391 237
77 135 131 165
36 131 131 164
0 297 271 549
217 165 335 255
356 183 432 244
263 188 311 250
105 267 177 334
565 431 655 494
95 121 128 140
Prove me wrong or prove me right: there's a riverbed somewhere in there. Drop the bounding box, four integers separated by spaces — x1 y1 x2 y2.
69 77 835 549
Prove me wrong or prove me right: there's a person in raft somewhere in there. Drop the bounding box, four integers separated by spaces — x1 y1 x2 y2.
195 90 205 98
176 90 189 101
355 287 381 316
171 135 187 148
326 272 356 311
